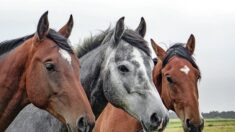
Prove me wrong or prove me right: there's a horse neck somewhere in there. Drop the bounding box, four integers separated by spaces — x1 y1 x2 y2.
79 44 109 118
0 40 32 130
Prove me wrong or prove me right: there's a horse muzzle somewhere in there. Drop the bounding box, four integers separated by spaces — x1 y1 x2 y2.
141 114 169 132
65 115 95 132
184 118 204 132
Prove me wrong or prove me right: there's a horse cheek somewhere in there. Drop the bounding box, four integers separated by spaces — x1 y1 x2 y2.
26 65 49 108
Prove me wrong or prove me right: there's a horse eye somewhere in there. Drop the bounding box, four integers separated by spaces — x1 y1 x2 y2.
152 58 158 65
118 65 129 73
166 76 174 84
45 62 55 72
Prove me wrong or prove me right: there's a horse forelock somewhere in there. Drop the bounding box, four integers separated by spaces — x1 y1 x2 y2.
122 29 150 57
162 43 201 79
47 29 73 54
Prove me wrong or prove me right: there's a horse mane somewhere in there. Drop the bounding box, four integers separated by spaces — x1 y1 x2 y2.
0 34 34 56
76 27 151 58
0 29 73 57
162 43 201 79
76 28 111 58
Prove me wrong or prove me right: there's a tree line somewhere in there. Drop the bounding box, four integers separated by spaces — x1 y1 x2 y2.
169 111 235 119
202 111 235 118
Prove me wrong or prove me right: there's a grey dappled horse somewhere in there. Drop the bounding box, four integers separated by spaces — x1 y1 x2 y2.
7 17 169 132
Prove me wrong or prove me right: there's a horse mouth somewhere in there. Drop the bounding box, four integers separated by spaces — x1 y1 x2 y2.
140 121 149 132
140 121 156 132
140 120 165 132
183 121 204 132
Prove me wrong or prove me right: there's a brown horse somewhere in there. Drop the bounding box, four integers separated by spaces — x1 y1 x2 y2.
94 35 204 132
0 11 95 131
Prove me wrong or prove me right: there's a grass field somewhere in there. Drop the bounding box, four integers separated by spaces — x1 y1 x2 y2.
165 118 235 132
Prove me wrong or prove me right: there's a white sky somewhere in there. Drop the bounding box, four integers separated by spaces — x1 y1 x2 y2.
0 0 235 112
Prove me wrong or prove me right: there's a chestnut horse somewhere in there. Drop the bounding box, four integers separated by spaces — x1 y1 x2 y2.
0 12 95 131
94 35 204 132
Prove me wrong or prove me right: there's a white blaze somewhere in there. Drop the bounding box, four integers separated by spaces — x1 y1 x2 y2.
132 48 149 81
59 48 72 65
132 48 161 99
180 65 190 75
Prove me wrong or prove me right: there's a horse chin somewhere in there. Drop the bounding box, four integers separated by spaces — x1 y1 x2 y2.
140 120 166 132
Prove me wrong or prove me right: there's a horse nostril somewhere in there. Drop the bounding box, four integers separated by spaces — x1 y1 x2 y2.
150 113 161 128
77 116 88 132
151 113 159 124
186 118 191 127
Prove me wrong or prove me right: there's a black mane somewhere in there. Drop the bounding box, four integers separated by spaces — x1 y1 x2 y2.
0 29 73 56
162 43 201 79
76 28 110 58
0 34 34 56
76 28 151 58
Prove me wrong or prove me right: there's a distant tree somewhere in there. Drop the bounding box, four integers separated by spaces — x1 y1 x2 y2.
202 111 235 118
169 111 235 119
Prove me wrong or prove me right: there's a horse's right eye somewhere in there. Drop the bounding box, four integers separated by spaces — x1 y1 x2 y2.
152 58 158 65
166 76 174 84
45 63 55 72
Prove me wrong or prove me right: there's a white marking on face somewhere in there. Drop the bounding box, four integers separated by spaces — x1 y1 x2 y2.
132 48 149 81
180 65 190 75
59 48 71 65
132 48 162 100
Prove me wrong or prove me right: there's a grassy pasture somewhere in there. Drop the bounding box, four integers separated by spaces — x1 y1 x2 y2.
165 118 235 132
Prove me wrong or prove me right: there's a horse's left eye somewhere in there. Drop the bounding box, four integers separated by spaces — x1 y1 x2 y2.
45 63 55 72
118 65 129 73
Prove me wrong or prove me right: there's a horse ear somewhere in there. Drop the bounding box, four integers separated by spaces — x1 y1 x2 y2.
186 34 195 55
114 17 125 44
151 39 166 61
58 15 74 38
135 17 146 37
36 11 49 40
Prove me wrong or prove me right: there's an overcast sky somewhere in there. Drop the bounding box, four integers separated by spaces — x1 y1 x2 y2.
0 0 235 112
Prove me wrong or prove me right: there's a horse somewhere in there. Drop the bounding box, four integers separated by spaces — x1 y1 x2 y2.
8 17 169 132
151 36 204 132
93 35 204 132
0 11 95 132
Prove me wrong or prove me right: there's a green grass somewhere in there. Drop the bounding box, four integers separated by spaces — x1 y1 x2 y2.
164 118 235 132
